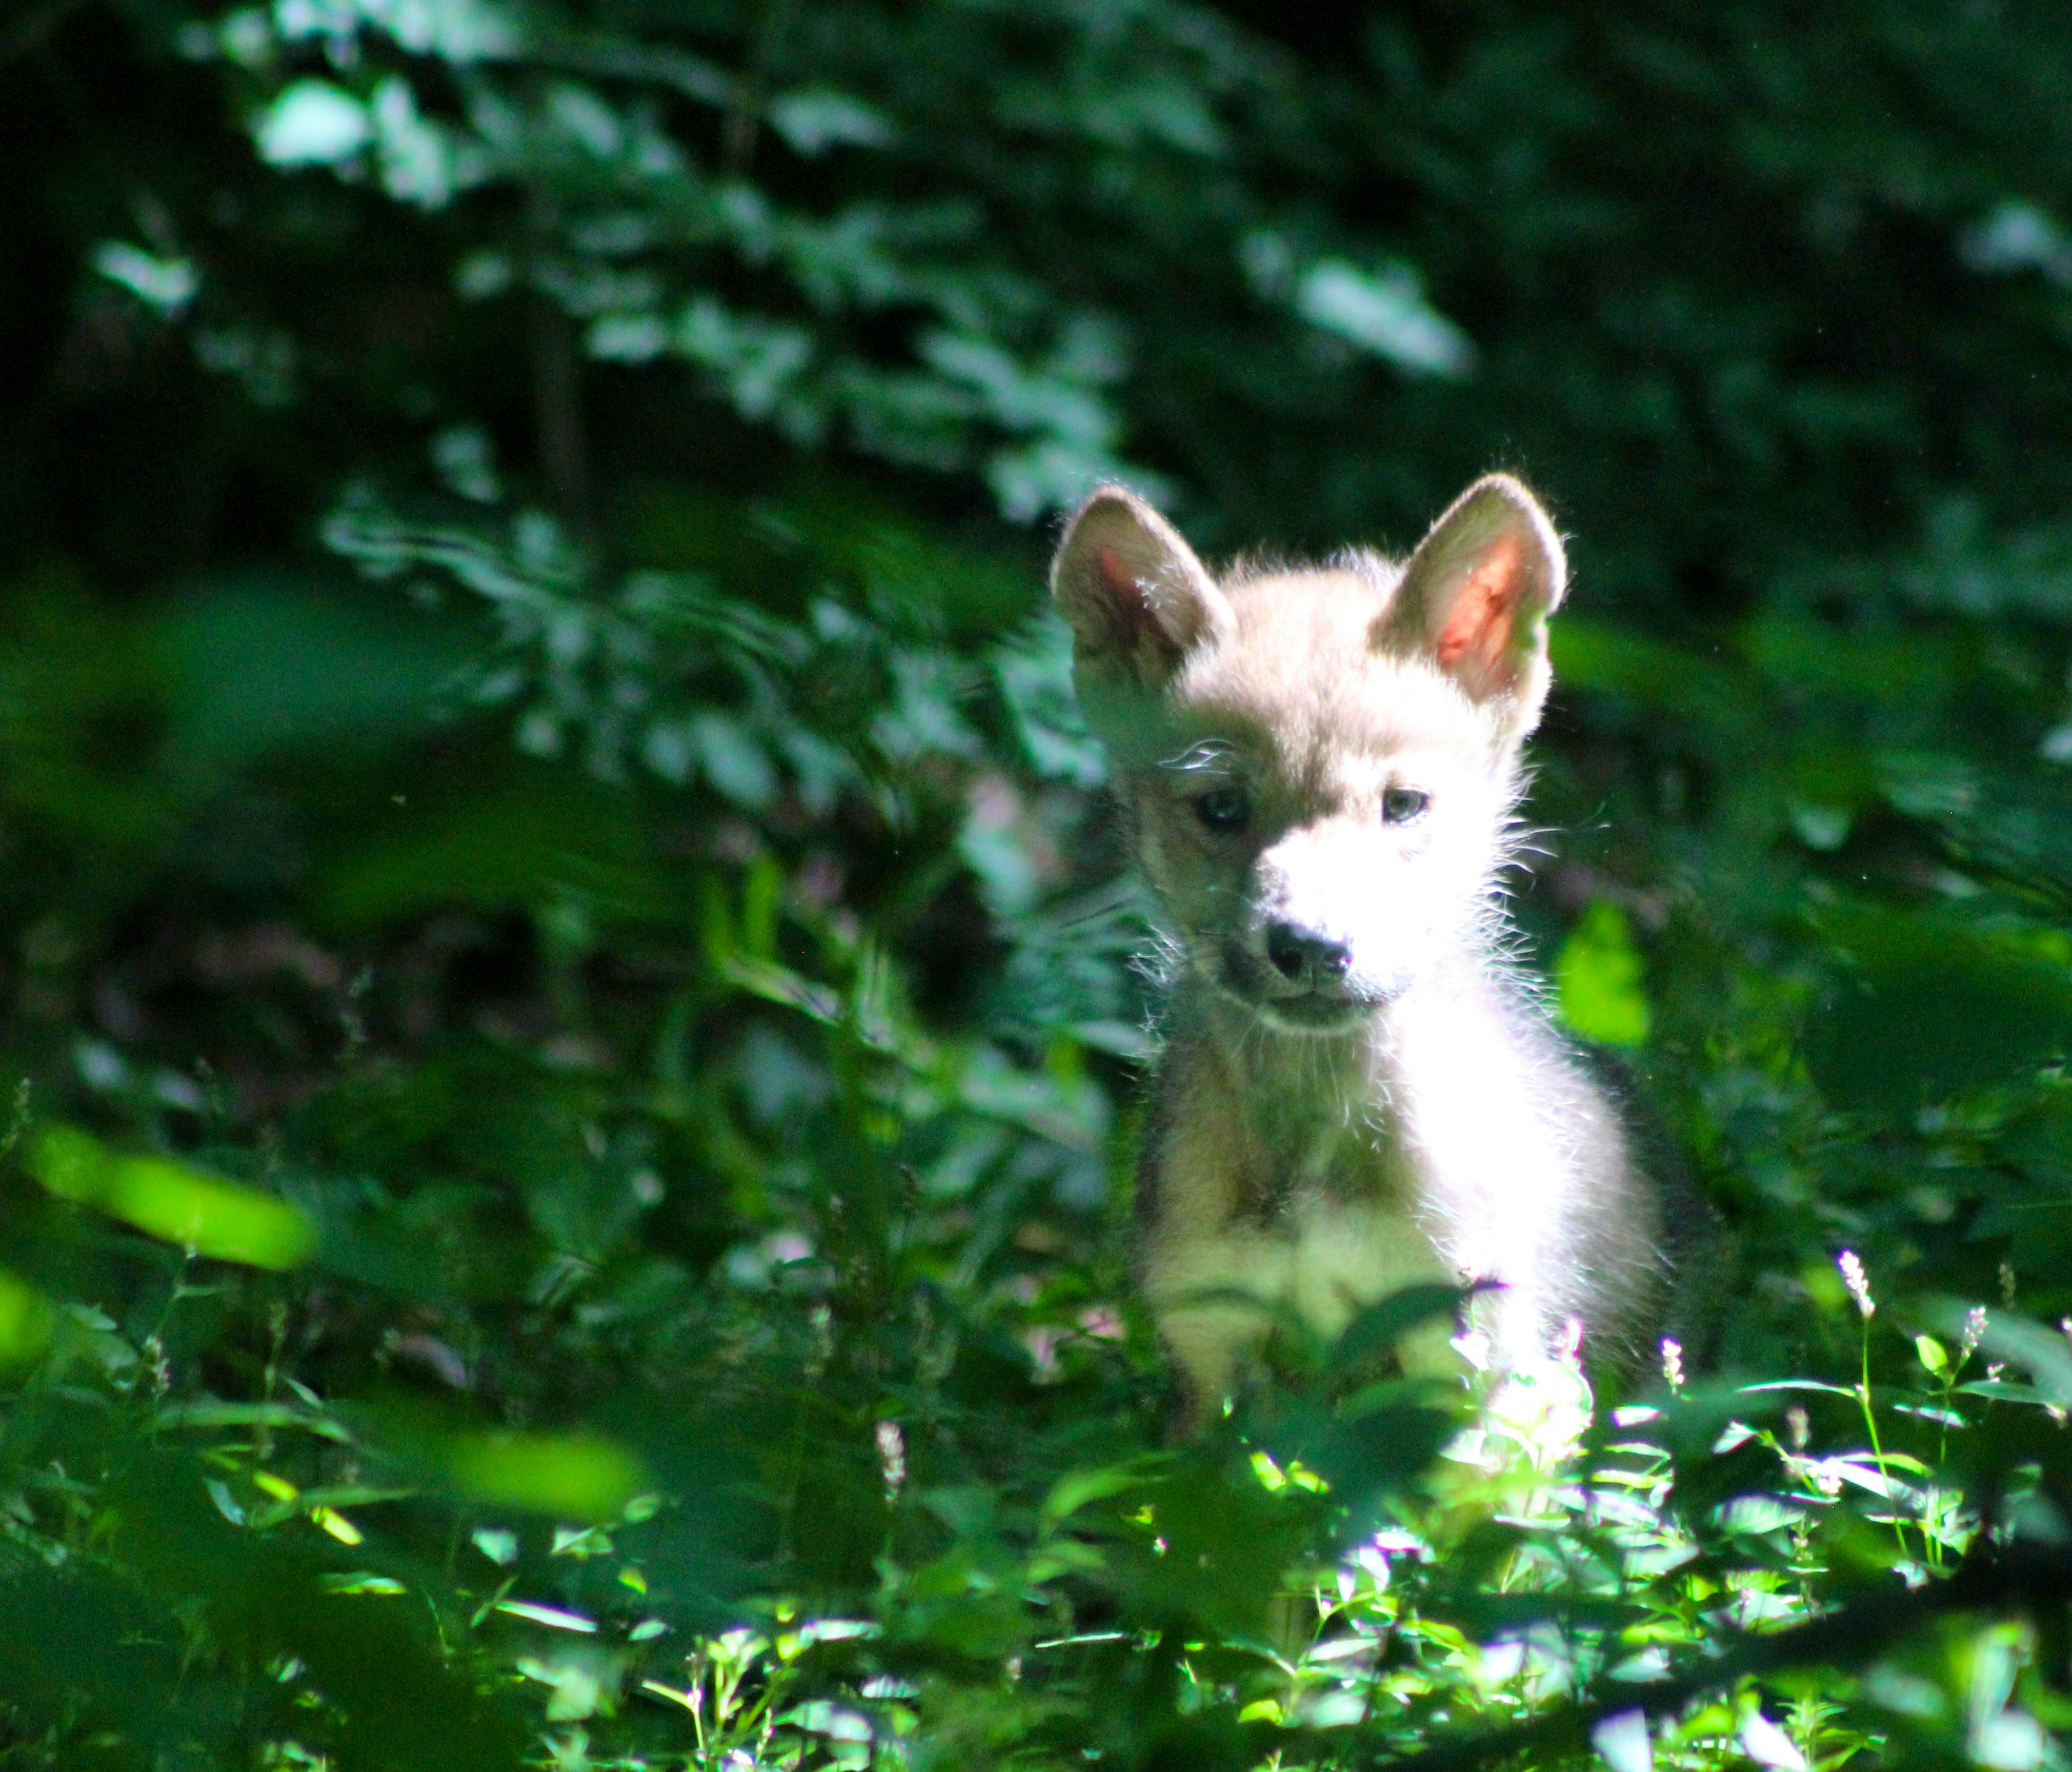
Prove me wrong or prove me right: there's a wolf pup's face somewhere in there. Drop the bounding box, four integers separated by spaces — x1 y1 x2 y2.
1052 476 1567 1033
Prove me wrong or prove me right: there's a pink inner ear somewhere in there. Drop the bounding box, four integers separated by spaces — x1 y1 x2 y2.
1434 533 1524 688
1095 543 1143 601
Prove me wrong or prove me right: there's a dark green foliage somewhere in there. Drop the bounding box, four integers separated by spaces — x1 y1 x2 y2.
6 0 2072 1765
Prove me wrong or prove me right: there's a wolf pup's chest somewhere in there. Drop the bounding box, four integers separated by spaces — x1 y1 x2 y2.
1137 1033 1463 1391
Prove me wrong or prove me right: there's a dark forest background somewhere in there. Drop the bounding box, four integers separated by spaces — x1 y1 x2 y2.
7 1 2072 1766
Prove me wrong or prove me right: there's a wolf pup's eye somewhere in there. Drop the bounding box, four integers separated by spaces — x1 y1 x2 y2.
1382 787 1431 824
1193 785 1250 833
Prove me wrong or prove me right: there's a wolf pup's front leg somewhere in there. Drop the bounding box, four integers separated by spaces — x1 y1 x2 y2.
1050 476 1666 1424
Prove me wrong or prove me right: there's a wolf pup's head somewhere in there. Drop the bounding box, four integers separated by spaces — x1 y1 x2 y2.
1052 475 1566 1033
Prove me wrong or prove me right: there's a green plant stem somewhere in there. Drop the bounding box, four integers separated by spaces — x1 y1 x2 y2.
1857 1319 1913 1564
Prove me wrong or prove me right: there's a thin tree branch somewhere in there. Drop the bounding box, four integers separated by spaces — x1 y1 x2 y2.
524 187 592 534
530 292 591 531
721 0 800 174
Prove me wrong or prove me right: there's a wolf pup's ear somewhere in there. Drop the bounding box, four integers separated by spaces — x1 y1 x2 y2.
1052 486 1232 686
1381 474 1568 732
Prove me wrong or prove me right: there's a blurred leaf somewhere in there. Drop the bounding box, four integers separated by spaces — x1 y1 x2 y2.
1557 901 1653 1047
1040 1457 1165 1529
315 766 661 927
27 1124 315 1268
1804 909 2072 1112
1126 1457 1312 1635
1595 1708 1655 1772
0 1267 53 1371
157 580 469 767
445 1429 649 1521
1325 1282 1471 1380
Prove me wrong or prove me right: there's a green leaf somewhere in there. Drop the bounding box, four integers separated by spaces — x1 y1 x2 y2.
0 1269 53 1370
1921 1299 2072 1407
28 1124 315 1269
444 1429 649 1522
153 1400 353 1441
1555 900 1652 1046
1325 1282 1471 1379
1040 1457 1164 1528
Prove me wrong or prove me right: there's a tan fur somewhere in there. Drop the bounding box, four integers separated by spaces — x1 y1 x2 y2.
1051 476 1663 1418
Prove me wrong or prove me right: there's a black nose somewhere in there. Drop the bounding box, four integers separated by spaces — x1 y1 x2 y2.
1264 921 1352 982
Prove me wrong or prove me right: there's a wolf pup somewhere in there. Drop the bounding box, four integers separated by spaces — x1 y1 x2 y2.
1051 474 1664 1418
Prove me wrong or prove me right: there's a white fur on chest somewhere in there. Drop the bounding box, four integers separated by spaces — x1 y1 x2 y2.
1386 982 1580 1352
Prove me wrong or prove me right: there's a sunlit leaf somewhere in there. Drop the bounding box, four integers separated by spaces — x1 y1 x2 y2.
312 1505 364 1544
1556 900 1652 1046
445 1430 648 1522
256 80 371 167
1738 1705 1808 1770
499 1600 599 1633
27 1124 315 1268
0 1270 53 1371
1594 1708 1654 1772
